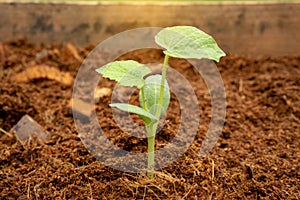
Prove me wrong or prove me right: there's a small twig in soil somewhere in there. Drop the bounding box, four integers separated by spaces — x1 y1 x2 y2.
88 183 93 200
207 192 214 200
154 171 180 183
27 182 31 199
0 127 13 138
120 177 136 197
146 186 162 200
142 186 147 200
34 181 44 199
182 184 197 199
239 78 243 92
210 159 215 181
148 182 168 197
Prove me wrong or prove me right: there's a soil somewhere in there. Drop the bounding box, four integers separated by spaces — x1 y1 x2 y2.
0 40 299 200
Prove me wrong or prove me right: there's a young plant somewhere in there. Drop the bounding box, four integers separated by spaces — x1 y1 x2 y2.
96 26 225 178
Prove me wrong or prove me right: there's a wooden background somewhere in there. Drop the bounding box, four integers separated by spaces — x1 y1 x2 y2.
0 2 299 56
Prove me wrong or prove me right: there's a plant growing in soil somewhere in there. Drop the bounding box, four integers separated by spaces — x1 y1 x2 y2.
96 26 225 178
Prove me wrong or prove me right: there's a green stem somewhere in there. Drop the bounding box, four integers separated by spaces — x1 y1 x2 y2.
146 123 157 178
155 54 169 118
146 54 170 178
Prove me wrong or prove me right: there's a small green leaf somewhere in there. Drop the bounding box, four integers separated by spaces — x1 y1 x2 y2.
139 75 170 117
96 60 151 89
110 103 158 125
155 26 225 62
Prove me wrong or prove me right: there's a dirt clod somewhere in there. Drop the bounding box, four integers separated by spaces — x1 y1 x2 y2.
11 65 73 86
11 114 49 143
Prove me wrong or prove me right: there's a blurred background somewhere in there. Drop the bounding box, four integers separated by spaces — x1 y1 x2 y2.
0 0 299 55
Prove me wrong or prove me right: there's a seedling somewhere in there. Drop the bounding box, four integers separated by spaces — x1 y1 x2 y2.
96 26 225 178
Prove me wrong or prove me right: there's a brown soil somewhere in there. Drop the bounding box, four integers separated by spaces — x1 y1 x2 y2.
0 40 299 199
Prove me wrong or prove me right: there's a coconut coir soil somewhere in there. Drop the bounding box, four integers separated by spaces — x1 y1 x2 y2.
0 40 299 199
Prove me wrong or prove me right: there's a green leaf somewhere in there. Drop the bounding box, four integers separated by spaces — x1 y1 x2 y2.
139 75 170 117
110 103 158 125
96 60 151 89
155 26 225 62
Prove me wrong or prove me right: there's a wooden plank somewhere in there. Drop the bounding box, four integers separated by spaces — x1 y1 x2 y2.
0 2 299 56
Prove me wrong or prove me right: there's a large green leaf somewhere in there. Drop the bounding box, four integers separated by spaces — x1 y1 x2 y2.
155 26 225 62
96 60 151 89
139 75 170 117
110 103 158 125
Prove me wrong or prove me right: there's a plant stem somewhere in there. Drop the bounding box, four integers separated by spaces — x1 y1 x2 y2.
146 54 170 178
155 54 169 118
146 123 156 178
